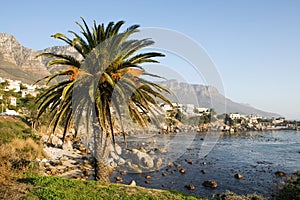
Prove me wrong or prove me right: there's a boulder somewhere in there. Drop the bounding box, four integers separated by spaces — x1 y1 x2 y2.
234 173 243 179
62 140 73 151
203 180 217 188
128 180 136 186
185 184 195 190
131 149 154 169
185 159 193 165
145 175 151 179
115 176 123 183
51 135 63 147
154 158 163 169
275 171 286 177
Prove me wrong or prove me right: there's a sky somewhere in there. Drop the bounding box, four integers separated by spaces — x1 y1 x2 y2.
1 0 300 119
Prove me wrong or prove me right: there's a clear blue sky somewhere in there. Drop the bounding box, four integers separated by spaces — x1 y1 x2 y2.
1 0 300 119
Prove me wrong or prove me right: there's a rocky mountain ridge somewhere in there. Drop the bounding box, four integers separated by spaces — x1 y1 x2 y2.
0 33 280 117
159 80 279 118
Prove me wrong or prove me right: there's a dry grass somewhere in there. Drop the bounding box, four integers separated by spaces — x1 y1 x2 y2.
0 138 44 164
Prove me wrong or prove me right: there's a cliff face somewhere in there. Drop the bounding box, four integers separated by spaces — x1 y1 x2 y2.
0 33 81 84
0 33 50 83
159 80 279 118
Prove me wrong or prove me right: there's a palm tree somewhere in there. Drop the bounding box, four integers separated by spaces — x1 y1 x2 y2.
35 18 172 182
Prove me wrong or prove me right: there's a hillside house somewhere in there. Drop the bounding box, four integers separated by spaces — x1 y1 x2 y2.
9 96 17 106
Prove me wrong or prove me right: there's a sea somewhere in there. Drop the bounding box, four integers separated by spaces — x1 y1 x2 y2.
111 130 300 199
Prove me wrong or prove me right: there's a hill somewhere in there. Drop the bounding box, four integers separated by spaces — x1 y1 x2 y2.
159 80 279 118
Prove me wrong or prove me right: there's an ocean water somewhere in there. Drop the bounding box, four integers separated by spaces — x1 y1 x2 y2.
111 130 300 199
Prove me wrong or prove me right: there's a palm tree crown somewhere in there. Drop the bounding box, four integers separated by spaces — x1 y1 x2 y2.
36 17 172 145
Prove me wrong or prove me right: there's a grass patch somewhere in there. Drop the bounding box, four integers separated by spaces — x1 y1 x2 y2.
214 191 265 200
25 176 205 200
275 171 300 200
0 117 39 145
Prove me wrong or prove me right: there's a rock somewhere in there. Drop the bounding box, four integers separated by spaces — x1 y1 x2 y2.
83 170 90 177
158 148 168 153
168 162 174 168
174 162 181 168
117 158 126 166
50 159 62 166
128 180 136 186
120 171 127 175
62 140 73 151
145 175 151 179
114 144 122 155
234 173 243 179
179 168 186 174
51 135 63 147
140 147 147 153
109 160 117 168
49 166 57 175
185 184 195 190
148 150 155 155
201 169 206 174
60 156 68 162
154 158 163 169
275 171 286 177
128 163 142 174
185 159 193 165
78 144 86 152
162 172 167 176
203 180 217 189
135 150 154 168
116 176 123 183
145 180 150 184
110 151 119 160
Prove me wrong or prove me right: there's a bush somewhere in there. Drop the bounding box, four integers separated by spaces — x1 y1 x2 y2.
276 171 300 200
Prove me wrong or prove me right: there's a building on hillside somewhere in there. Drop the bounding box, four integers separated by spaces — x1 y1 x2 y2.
21 90 38 97
4 79 21 92
0 109 19 116
272 117 285 125
9 96 17 107
229 113 242 120
247 114 263 124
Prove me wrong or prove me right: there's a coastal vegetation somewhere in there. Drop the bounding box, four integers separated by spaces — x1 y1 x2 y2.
0 113 299 199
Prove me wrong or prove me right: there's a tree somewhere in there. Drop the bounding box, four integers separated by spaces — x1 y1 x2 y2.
35 18 171 182
224 114 235 126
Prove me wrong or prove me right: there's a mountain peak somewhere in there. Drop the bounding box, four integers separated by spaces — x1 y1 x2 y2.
0 33 50 84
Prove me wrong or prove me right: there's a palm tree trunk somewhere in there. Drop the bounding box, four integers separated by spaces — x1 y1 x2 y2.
93 125 112 182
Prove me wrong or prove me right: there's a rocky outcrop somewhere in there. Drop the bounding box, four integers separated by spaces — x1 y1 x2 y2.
0 33 81 84
0 33 50 83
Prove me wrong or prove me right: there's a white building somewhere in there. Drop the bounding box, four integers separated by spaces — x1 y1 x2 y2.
4 79 21 92
229 113 242 120
9 96 17 107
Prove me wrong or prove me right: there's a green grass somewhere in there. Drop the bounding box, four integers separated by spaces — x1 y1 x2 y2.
25 176 205 200
276 171 300 200
0 119 38 145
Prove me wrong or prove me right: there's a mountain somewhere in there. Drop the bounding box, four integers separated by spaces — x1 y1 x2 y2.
0 33 81 84
159 80 280 118
0 33 280 117
0 33 50 84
